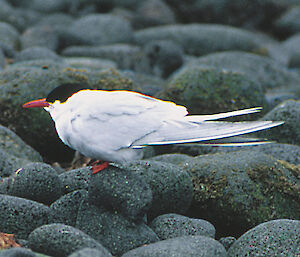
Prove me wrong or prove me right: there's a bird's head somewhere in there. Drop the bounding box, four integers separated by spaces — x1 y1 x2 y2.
23 83 91 112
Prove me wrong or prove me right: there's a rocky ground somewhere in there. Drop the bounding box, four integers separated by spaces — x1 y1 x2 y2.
0 0 299 256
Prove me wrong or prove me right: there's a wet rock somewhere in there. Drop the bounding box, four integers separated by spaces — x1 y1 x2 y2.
0 22 20 51
187 51 300 90
15 46 62 62
88 165 152 221
68 14 133 46
76 199 159 256
121 235 227 257
0 194 52 238
69 247 112 257
134 24 264 56
122 160 193 219
20 25 59 51
6 162 63 204
183 150 299 237
260 100 300 145
228 219 300 256
160 66 266 115
50 190 88 227
28 223 111 257
150 213 215 239
59 167 91 194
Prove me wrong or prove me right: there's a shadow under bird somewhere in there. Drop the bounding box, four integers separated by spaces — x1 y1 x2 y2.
23 83 283 174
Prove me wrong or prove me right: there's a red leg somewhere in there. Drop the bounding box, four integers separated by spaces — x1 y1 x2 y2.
91 161 109 174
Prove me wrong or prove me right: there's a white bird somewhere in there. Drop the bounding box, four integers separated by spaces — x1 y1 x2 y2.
23 83 283 174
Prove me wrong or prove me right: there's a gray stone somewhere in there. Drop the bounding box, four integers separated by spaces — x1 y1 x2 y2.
122 160 193 219
275 5 300 37
228 219 300 257
121 235 227 257
0 22 20 50
282 34 300 67
88 166 152 221
134 24 264 56
0 247 36 257
63 57 116 70
76 199 159 256
7 162 63 204
0 194 52 238
28 223 111 257
149 153 194 165
69 247 112 257
15 46 62 63
150 213 216 239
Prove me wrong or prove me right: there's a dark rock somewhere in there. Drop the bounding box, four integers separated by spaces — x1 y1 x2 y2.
183 150 299 238
228 219 300 257
28 223 111 257
0 194 52 238
0 22 20 50
7 162 63 204
0 124 42 162
0 41 15 58
88 165 152 221
121 160 193 219
69 247 112 257
134 24 264 56
260 100 300 145
150 213 215 240
265 88 299 110
282 34 300 67
50 190 88 226
20 26 59 51
0 247 36 257
187 51 300 90
68 14 133 46
160 66 266 115
142 40 184 78
219 236 236 251
121 235 227 257
76 199 159 256
59 167 92 194
0 49 4 69
15 46 62 62
149 153 194 165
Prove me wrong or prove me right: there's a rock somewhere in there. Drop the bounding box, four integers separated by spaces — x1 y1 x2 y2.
150 213 215 239
187 51 300 90
50 190 88 227
149 153 194 165
20 25 59 51
160 66 266 115
69 247 112 257
121 235 227 257
0 49 5 69
219 236 236 251
28 223 111 257
68 14 133 46
6 162 63 205
0 124 42 162
275 5 300 37
88 165 152 221
15 46 62 62
282 34 300 67
63 57 116 70
22 0 69 13
0 194 52 238
183 150 299 237
122 160 193 219
36 13 74 30
76 199 159 256
0 22 20 50
134 24 264 56
0 247 37 257
228 219 300 256
142 40 184 78
260 100 300 145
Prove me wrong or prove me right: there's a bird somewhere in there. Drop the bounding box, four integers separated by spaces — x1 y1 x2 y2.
23 83 283 174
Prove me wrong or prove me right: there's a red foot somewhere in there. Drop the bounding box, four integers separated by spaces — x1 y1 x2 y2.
91 161 109 174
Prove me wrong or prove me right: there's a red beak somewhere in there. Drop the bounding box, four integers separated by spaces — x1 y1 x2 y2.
22 98 50 108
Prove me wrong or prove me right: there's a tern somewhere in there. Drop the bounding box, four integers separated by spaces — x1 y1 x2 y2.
23 83 283 174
